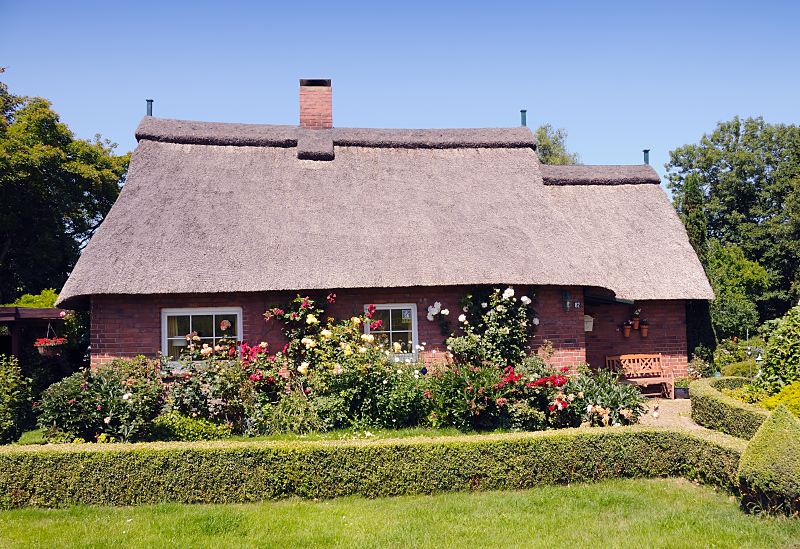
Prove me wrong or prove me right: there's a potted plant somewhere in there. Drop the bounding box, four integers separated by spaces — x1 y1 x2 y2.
640 318 649 337
622 320 633 338
674 377 690 399
33 336 67 357
632 308 641 330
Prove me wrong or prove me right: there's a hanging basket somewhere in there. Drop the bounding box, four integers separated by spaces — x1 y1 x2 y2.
37 344 64 357
34 325 67 358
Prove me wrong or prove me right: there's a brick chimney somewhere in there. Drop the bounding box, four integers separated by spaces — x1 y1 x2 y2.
299 79 332 129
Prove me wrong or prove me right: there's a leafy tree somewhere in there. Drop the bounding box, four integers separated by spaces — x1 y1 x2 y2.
666 117 800 320
3 288 58 308
705 240 771 339
0 76 130 303
674 173 708 261
535 124 580 165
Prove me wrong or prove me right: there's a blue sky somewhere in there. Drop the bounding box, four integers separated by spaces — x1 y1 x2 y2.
2 0 798 180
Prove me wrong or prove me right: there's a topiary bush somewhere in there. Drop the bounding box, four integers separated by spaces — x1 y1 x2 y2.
738 405 800 516
0 428 744 508
0 355 30 444
761 382 800 417
151 412 232 441
690 377 768 439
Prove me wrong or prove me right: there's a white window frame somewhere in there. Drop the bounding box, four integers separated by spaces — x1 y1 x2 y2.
364 303 419 360
161 307 243 361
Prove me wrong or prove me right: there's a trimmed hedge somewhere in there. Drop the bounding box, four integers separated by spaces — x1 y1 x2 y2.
738 405 800 516
690 377 769 439
0 427 744 508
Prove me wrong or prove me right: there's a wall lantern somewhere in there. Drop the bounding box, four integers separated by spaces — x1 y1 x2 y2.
562 291 571 311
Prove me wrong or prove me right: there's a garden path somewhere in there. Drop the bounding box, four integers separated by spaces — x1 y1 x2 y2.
638 398 703 430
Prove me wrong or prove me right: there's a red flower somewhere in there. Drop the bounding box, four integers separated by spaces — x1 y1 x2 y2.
548 404 556 412
68 398 76 405
370 319 383 331
423 390 432 399
300 297 311 309
327 293 337 303
365 304 377 319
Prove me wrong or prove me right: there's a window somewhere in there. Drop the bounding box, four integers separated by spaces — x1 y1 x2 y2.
161 307 242 360
364 303 418 357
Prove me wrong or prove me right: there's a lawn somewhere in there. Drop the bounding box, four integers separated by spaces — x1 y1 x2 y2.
2 479 798 548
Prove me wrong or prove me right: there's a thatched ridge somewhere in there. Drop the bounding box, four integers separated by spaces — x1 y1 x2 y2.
57 118 713 307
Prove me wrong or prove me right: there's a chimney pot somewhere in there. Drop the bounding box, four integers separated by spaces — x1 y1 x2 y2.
520 109 527 127
643 149 650 165
299 79 332 129
146 99 153 116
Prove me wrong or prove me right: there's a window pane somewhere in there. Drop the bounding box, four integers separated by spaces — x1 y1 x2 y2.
370 309 390 329
167 315 190 338
391 308 413 330
168 339 188 359
215 314 238 338
192 315 214 338
391 331 412 353
372 332 390 348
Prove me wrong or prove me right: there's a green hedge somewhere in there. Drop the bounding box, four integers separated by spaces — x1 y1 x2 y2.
690 377 769 440
0 428 744 508
738 405 800 515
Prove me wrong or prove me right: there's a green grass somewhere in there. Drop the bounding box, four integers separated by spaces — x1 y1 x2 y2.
14 429 45 445
1 478 798 548
12 426 472 445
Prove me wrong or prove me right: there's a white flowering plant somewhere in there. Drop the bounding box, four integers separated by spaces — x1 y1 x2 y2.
446 286 538 367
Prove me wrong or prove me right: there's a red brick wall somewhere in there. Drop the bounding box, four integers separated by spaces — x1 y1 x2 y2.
90 287 688 374
531 286 586 367
584 299 688 378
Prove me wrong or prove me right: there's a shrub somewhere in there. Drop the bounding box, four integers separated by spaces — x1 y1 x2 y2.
152 412 232 441
721 359 757 378
0 355 30 444
37 357 163 442
738 405 800 516
165 359 254 431
761 382 800 417
446 286 537 366
261 388 324 434
0 428 744 508
757 305 800 392
690 377 768 439
565 368 646 427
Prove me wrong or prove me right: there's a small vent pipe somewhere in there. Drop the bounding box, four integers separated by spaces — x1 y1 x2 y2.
643 149 650 165
146 99 153 116
520 109 527 127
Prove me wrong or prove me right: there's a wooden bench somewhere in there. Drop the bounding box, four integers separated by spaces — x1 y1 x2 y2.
605 353 673 398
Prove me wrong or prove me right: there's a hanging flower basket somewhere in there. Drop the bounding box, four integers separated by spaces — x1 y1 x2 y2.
34 337 67 357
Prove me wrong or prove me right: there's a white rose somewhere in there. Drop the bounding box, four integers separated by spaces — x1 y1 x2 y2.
532 317 540 326
433 301 442 313
440 308 449 316
298 362 309 375
122 393 131 401
502 287 515 300
458 314 467 323
426 313 435 322
521 296 532 305
481 302 488 308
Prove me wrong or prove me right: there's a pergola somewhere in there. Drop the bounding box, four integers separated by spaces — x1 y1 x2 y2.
0 307 65 359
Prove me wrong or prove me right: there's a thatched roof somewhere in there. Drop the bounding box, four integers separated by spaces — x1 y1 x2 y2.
57 118 713 307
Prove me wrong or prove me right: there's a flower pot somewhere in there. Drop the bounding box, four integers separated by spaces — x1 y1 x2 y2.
640 326 649 337
674 387 689 399
37 346 62 358
623 325 632 337
632 318 640 330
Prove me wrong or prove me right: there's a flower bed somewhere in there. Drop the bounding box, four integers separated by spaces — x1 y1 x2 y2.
690 377 768 439
0 427 744 508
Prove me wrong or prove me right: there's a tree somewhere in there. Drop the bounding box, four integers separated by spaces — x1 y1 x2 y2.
666 116 800 320
674 173 708 262
535 124 580 165
706 240 771 339
0 77 130 303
